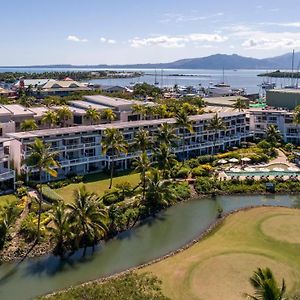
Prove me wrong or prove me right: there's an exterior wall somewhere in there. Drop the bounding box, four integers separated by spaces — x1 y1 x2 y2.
0 121 15 137
0 140 15 192
8 112 251 182
266 90 300 110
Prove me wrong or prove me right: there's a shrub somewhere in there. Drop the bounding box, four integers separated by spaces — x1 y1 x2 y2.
197 155 216 164
194 177 215 193
41 186 63 203
169 182 191 200
192 166 210 177
257 140 272 150
186 158 199 169
20 212 39 241
16 186 28 198
284 143 294 153
102 190 122 206
175 167 190 179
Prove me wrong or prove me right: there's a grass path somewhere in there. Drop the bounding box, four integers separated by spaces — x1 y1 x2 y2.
141 207 300 300
56 172 140 203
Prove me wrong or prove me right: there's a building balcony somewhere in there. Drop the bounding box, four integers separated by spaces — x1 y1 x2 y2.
0 169 15 181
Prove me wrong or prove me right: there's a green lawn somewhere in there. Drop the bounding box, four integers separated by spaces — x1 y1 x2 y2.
56 171 140 203
0 194 18 208
141 207 300 300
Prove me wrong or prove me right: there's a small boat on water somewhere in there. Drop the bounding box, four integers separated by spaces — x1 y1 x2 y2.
259 82 276 90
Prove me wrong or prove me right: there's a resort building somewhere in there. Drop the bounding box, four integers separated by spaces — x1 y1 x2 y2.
7 111 250 182
0 138 15 193
249 108 300 144
266 89 300 110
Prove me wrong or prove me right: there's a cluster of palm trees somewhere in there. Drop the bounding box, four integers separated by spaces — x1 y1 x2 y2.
20 107 117 131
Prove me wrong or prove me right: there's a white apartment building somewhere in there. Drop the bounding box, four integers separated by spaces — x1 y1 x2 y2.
0 138 15 193
249 108 300 144
7 112 250 182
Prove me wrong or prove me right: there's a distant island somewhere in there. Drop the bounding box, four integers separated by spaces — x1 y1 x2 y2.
1 52 299 70
258 70 300 78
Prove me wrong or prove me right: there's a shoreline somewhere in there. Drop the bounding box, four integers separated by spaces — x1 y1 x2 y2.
41 203 298 299
1 189 299 264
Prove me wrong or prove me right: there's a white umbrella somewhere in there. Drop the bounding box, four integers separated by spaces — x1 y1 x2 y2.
230 168 241 172
273 168 285 172
259 168 270 172
218 159 228 164
241 157 251 162
245 167 256 172
229 158 239 163
288 167 299 172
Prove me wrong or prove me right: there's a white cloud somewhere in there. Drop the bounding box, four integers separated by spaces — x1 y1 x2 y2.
66 35 88 42
160 12 224 23
129 33 227 48
100 37 117 44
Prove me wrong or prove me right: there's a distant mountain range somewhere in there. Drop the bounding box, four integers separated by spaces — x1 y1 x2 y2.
2 52 300 70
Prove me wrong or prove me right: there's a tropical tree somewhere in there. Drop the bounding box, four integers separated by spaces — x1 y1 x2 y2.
101 128 128 189
132 104 147 120
154 104 169 118
156 123 178 147
56 106 72 127
208 113 226 155
244 267 286 300
175 109 194 161
25 138 60 242
153 143 177 179
293 106 300 125
234 97 248 111
133 152 151 203
20 119 38 131
67 186 108 247
101 108 116 123
145 169 176 211
85 108 101 125
48 202 72 255
266 125 282 146
133 129 153 153
41 111 58 128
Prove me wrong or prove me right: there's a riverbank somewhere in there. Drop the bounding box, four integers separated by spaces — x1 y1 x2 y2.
41 203 300 299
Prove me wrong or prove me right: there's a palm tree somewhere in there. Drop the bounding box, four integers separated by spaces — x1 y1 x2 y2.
153 143 177 179
175 109 194 161
68 186 107 247
85 108 101 125
145 169 176 211
41 111 58 128
154 104 168 118
48 202 72 255
101 128 128 189
234 98 248 111
266 125 282 146
25 138 60 242
133 129 153 153
132 104 147 120
56 106 72 127
21 119 38 131
244 267 286 300
293 106 300 125
133 152 151 203
208 113 226 155
101 108 116 123
156 123 178 147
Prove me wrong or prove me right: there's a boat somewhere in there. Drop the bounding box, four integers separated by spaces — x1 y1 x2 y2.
154 69 159 85
259 82 276 90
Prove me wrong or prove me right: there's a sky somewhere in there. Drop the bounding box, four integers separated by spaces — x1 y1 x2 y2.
1 0 300 65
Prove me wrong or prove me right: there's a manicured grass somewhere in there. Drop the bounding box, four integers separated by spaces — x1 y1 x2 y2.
56 172 140 203
0 194 18 208
141 207 300 300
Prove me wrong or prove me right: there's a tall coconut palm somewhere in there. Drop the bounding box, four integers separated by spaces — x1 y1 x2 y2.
132 104 147 120
21 119 38 131
266 124 282 146
244 267 286 300
153 143 177 179
56 106 72 127
101 128 128 189
156 123 178 148
133 152 151 203
85 108 101 125
133 129 153 153
154 104 168 119
234 97 248 111
145 169 176 211
41 111 58 128
25 138 60 242
175 109 194 161
48 202 72 255
68 186 108 247
208 113 226 155
101 108 116 123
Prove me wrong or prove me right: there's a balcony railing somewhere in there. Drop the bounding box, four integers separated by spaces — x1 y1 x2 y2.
0 169 15 181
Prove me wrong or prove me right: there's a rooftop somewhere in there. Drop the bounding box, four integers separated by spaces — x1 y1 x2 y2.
268 89 300 94
204 96 249 107
3 104 35 116
6 111 245 140
69 100 109 111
